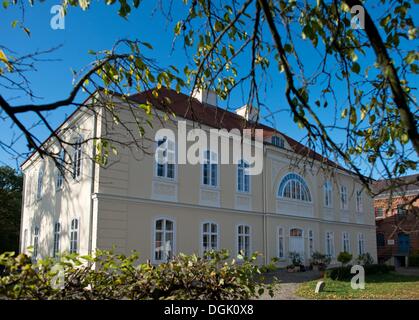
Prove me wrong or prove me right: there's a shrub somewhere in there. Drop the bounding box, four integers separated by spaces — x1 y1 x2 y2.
289 251 302 266
356 253 374 266
337 252 353 266
325 264 395 280
0 250 279 300
310 251 331 270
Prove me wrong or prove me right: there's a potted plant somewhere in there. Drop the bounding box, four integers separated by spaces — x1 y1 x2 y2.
289 251 302 272
310 251 331 277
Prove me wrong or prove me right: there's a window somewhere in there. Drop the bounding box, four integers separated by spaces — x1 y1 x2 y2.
340 185 348 210
22 229 28 253
375 207 384 218
358 233 365 255
69 218 79 254
278 227 284 258
278 173 311 202
324 180 332 207
201 222 218 255
308 230 314 257
56 149 65 190
72 137 82 180
36 165 44 200
33 226 40 259
237 160 250 193
377 233 385 247
237 224 251 258
155 137 175 179
202 150 218 187
325 231 335 257
53 222 61 258
356 190 363 212
271 136 285 148
342 232 350 253
154 218 175 262
25 174 31 207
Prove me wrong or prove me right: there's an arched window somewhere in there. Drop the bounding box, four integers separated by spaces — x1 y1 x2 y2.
290 228 303 237
325 231 335 258
237 160 250 193
278 227 284 258
377 233 385 247
53 222 61 258
70 218 79 254
308 230 314 257
358 233 365 255
237 224 251 258
154 218 175 262
201 222 219 255
278 173 311 202
343 232 350 253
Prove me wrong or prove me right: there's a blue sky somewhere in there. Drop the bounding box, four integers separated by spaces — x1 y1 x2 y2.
0 1 417 177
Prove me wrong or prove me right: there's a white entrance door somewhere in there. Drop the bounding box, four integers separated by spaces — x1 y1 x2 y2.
289 228 305 261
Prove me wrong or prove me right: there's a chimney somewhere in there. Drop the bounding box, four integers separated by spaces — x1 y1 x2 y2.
192 87 218 107
235 104 259 122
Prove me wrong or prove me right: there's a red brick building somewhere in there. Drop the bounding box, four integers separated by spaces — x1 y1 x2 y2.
373 174 419 266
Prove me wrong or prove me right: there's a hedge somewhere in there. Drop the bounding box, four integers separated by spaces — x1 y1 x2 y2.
325 264 395 280
0 249 279 300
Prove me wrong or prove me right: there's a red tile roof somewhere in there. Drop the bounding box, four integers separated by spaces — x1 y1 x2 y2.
21 86 349 173
130 87 348 172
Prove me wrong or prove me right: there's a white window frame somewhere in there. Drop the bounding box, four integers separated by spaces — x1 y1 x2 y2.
342 231 350 253
155 136 176 180
33 226 40 259
69 218 79 254
72 136 83 181
324 180 333 208
340 185 348 210
237 159 251 193
200 221 219 256
271 135 285 148
202 150 219 188
36 164 44 201
358 233 365 256
325 231 335 258
375 207 384 218
308 229 314 257
236 224 251 258
277 173 312 202
277 227 285 259
356 190 363 213
56 149 65 190
53 222 61 258
152 217 176 264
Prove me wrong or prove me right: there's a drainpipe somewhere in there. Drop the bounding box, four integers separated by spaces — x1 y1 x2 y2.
88 107 98 255
262 145 268 265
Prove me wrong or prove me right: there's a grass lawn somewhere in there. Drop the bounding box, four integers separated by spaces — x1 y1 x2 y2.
296 272 419 299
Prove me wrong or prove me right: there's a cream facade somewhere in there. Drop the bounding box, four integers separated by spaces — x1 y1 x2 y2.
19 90 377 266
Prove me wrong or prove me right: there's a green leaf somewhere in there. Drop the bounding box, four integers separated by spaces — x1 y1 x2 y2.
351 62 360 74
